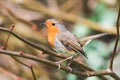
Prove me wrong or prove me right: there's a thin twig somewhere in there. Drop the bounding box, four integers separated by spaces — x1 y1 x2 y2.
2 24 15 50
12 56 37 80
110 3 120 70
12 56 29 67
30 65 37 80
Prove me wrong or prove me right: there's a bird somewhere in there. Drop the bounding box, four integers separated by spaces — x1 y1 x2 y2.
41 18 108 70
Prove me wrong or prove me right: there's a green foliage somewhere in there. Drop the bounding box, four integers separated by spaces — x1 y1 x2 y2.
66 73 77 80
84 40 110 69
90 2 116 28
90 2 107 21
86 77 100 80
72 23 90 37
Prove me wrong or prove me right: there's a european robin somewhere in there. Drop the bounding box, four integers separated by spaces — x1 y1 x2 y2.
42 18 108 69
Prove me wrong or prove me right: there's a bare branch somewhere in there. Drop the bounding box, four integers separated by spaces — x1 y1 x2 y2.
30 65 37 80
1 24 15 50
12 56 37 80
1 24 37 80
12 56 29 67
110 2 120 70
110 72 120 80
0 49 114 77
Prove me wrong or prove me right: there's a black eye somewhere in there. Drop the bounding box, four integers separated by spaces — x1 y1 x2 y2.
52 23 55 26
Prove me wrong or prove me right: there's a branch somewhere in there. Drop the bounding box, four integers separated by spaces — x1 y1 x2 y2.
0 25 37 80
0 49 113 77
1 24 15 50
110 72 120 80
12 56 37 80
110 2 120 70
30 65 37 80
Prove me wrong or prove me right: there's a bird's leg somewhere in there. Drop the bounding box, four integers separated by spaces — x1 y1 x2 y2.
66 55 76 72
55 56 74 70
67 54 77 66
66 53 80 72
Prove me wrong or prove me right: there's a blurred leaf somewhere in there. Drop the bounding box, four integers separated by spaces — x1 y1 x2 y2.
84 40 110 69
85 40 110 57
90 2 106 22
72 23 90 37
90 2 117 29
95 2 106 16
99 10 117 28
86 77 99 80
66 73 77 80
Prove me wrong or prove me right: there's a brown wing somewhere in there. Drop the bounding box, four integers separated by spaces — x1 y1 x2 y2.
57 31 87 59
61 40 87 58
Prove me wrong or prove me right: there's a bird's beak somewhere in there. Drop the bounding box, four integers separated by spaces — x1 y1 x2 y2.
40 23 46 26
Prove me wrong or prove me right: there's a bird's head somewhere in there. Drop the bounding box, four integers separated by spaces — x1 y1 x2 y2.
42 19 67 32
45 19 59 29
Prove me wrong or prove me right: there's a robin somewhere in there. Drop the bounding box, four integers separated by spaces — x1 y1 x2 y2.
42 18 108 69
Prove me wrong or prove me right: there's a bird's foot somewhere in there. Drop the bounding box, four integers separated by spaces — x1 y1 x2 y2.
54 56 74 70
66 65 72 72
66 60 73 72
55 61 62 69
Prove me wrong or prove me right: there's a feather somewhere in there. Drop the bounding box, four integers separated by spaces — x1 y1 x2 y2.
61 40 87 59
79 33 109 46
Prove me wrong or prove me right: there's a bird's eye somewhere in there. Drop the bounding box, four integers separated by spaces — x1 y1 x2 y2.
52 23 55 26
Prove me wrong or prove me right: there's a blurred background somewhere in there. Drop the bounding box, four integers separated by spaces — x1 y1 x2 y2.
0 0 120 80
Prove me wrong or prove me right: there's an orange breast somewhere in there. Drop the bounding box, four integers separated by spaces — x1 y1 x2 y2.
47 27 60 48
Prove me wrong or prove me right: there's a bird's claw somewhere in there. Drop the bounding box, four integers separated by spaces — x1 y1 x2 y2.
54 56 74 70
66 66 72 72
55 61 61 70
55 61 72 72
